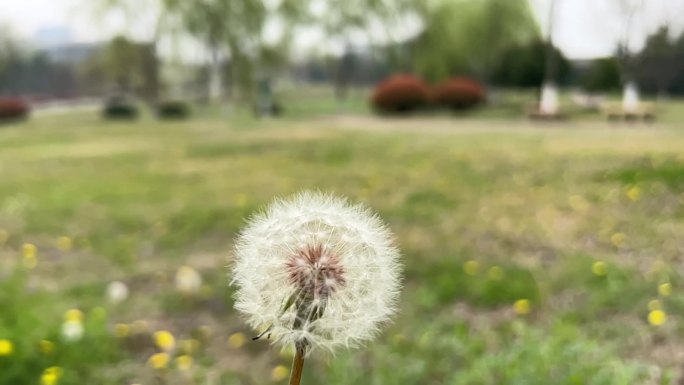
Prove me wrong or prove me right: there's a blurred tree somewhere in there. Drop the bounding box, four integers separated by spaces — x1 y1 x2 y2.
306 0 416 99
0 27 23 94
412 0 539 83
79 36 159 100
581 58 622 93
492 39 570 88
636 27 682 97
102 36 142 93
612 0 644 111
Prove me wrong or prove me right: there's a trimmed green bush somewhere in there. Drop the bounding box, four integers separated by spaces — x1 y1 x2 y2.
157 101 190 120
103 96 138 120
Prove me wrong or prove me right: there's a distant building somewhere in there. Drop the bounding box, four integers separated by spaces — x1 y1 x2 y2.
40 42 103 65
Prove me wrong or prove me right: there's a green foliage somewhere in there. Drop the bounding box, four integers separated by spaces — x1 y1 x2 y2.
581 58 622 92
157 101 190 120
413 0 540 82
103 96 139 120
492 39 571 88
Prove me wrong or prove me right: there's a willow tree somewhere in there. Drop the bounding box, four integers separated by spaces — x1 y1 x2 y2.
412 0 539 83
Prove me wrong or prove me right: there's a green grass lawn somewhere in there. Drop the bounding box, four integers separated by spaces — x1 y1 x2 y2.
1 111 684 385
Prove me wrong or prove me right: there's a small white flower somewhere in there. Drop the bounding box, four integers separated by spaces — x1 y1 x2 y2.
106 281 129 304
61 320 84 342
176 266 202 295
231 191 401 352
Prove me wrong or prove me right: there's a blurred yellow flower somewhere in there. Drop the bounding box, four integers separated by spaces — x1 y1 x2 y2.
513 299 531 315
44 367 63 378
197 325 212 339
228 332 246 349
41 373 58 385
488 266 505 281
154 331 176 351
0 229 8 245
626 186 641 202
56 236 72 251
180 339 200 355
648 299 662 311
148 352 170 369
648 310 667 326
0 339 13 356
39 340 56 355
271 365 289 382
568 195 589 212
131 320 148 334
591 261 607 276
41 367 62 385
463 260 480 276
176 355 193 371
64 309 83 323
175 266 202 295
114 324 130 338
658 283 672 297
610 233 626 247
22 243 37 258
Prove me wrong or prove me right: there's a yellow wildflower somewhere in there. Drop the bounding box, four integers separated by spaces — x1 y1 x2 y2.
39 340 56 355
0 339 13 356
591 261 607 276
626 186 641 202
148 352 170 369
41 367 62 385
22 243 37 258
197 325 212 339
228 332 246 349
114 324 130 338
610 233 626 247
41 373 58 385
513 299 531 315
658 283 672 297
131 320 148 334
64 309 83 323
648 310 667 326
488 266 505 281
176 355 193 371
568 195 589 212
463 260 480 276
154 330 176 351
271 365 289 382
56 236 72 251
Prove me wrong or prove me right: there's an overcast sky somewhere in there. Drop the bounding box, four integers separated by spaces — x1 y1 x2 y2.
1 0 684 59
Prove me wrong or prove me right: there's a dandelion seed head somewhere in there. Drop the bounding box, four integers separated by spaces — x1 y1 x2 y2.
231 191 402 352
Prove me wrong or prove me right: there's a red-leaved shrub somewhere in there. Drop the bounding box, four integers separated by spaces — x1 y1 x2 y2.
0 98 31 121
433 77 486 111
371 74 431 114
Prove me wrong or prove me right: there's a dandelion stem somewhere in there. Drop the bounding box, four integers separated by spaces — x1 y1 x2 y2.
288 345 306 385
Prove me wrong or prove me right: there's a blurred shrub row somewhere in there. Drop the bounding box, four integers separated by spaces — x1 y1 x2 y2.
103 97 191 120
0 98 31 122
371 75 486 114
